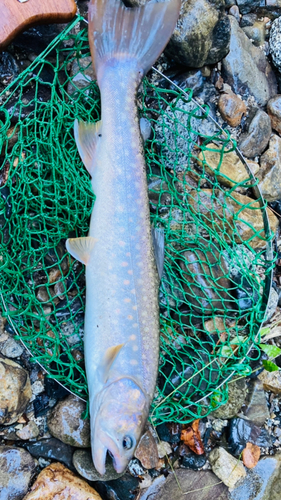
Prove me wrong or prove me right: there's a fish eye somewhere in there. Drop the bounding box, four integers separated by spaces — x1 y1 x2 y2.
122 435 133 450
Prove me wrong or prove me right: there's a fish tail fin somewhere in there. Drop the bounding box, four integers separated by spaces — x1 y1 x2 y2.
88 0 180 80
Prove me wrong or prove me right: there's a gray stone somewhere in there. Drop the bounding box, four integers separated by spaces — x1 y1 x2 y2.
209 447 246 489
236 0 260 14
242 22 266 47
212 379 248 419
47 394 90 448
222 16 277 106
0 336 24 358
243 379 269 426
229 6 240 23
73 449 125 481
230 454 281 500
166 0 231 68
267 95 281 135
269 16 281 72
239 110 272 158
259 135 281 202
265 287 279 321
0 355 32 425
0 446 37 500
24 437 75 471
139 468 228 500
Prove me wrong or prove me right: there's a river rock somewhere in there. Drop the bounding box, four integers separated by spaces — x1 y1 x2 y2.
222 16 277 106
197 143 250 187
229 6 240 23
47 394 90 448
96 473 139 500
166 0 231 68
259 134 281 202
139 469 228 500
230 453 281 500
155 422 182 443
67 56 95 96
228 417 272 456
258 369 281 394
0 334 24 358
24 437 75 471
212 379 247 419
236 0 260 14
218 93 247 127
73 449 125 481
239 110 272 158
242 21 266 47
265 287 279 320
0 355 32 425
16 421 40 440
134 429 159 469
0 445 37 500
242 379 269 426
22 462 102 500
269 16 281 72
267 95 281 135
189 189 279 249
209 447 246 489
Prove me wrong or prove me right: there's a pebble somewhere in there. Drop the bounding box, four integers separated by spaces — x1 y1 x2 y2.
243 21 266 46
197 143 250 187
31 380 45 396
0 445 37 500
67 56 95 95
157 441 172 458
134 429 159 469
229 5 240 23
209 447 246 489
269 16 281 72
218 93 247 127
228 417 272 456
47 395 90 448
23 462 102 500
0 335 24 358
155 422 182 443
212 379 247 419
166 0 230 68
16 421 40 440
236 0 260 14
259 134 281 202
96 473 139 500
181 451 207 470
0 355 32 425
239 110 272 158
73 449 125 481
222 16 277 106
24 437 75 471
243 379 270 426
265 287 279 321
230 454 281 500
267 95 281 135
258 369 281 394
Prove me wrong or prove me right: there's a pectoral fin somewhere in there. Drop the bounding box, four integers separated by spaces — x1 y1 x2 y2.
66 236 97 265
98 344 125 384
151 226 165 280
74 119 102 175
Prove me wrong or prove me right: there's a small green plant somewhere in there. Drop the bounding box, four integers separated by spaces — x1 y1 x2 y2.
259 319 281 372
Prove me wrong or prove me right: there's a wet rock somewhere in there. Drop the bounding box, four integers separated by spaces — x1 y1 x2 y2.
73 449 125 481
0 335 24 358
96 473 139 500
67 57 95 95
230 454 281 500
181 451 207 470
209 447 246 488
228 418 272 456
155 422 182 443
267 95 281 135
16 421 40 440
189 189 279 249
242 21 266 47
172 69 205 97
33 392 51 418
44 377 70 400
0 445 37 500
212 379 247 419
0 52 19 88
23 462 102 500
222 16 277 106
47 395 90 448
178 239 234 313
197 143 250 187
269 16 281 72
259 134 281 202
166 0 230 68
24 437 75 470
218 93 247 127
236 0 260 14
232 273 259 312
243 380 269 426
0 355 32 425
258 369 281 394
239 110 272 158
139 468 228 500
134 429 159 469
265 287 279 321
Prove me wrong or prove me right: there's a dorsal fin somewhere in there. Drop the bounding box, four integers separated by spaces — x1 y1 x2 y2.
74 119 102 175
66 236 97 265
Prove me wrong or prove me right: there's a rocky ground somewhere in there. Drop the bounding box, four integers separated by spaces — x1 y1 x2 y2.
1 0 281 499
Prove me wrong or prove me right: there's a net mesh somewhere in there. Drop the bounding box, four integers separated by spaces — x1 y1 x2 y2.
0 16 275 424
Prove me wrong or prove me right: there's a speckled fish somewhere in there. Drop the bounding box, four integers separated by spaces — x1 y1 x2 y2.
66 0 180 475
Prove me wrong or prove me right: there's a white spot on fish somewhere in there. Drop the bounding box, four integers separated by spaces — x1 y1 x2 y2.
133 345 138 352
121 262 129 267
124 298 131 303
124 280 130 285
130 334 137 341
130 359 138 365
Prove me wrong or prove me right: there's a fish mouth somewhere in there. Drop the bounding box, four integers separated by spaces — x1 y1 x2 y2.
93 433 125 475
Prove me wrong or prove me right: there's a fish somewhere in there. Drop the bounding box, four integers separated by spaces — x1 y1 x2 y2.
66 0 180 475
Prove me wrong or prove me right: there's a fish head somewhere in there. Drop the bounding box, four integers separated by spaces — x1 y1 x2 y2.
91 377 149 475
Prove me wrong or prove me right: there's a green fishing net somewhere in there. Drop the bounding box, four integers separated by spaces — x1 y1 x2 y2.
0 16 275 424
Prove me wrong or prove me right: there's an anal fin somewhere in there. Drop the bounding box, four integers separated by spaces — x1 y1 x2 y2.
66 236 97 265
74 119 102 175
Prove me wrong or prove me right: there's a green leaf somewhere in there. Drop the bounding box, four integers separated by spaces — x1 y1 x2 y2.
220 345 233 358
260 327 271 337
262 360 279 372
259 344 281 359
